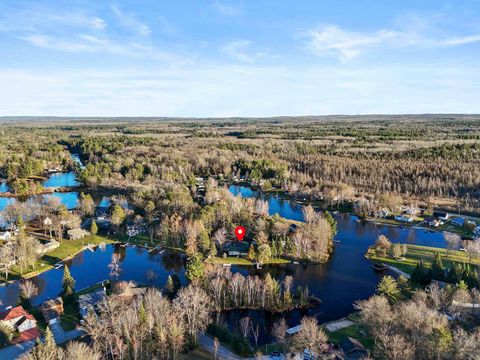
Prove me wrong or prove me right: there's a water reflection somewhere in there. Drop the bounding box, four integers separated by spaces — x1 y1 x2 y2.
0 245 187 310
42 172 79 188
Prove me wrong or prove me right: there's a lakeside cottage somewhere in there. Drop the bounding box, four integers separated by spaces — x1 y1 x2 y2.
40 298 64 323
126 220 147 237
433 211 450 221
37 238 60 254
394 215 414 223
223 241 250 257
78 288 107 319
425 216 443 228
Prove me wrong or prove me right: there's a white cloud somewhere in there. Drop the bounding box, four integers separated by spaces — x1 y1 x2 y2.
111 5 151 36
222 40 268 63
306 24 480 61
0 5 106 32
307 26 399 61
212 1 242 16
441 34 480 46
1 64 479 117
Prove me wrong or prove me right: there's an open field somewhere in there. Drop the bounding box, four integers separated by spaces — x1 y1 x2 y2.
368 244 480 274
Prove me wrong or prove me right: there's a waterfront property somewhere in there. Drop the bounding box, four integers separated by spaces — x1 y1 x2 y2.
394 214 414 223
78 288 107 319
367 244 480 277
223 241 250 257
425 216 443 228
40 298 64 323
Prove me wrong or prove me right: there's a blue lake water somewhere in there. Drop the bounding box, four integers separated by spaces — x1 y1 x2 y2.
0 181 453 342
97 196 111 208
0 193 80 212
0 182 9 193
0 245 187 309
43 172 79 188
42 192 79 210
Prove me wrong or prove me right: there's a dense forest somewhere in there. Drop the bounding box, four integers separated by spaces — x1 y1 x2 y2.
1 116 479 209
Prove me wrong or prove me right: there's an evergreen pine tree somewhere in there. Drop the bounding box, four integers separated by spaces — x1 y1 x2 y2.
446 262 462 284
411 261 430 284
429 251 445 281
185 254 205 283
62 265 75 299
90 219 98 236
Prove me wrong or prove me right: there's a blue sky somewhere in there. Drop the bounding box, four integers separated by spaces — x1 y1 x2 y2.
1 0 480 116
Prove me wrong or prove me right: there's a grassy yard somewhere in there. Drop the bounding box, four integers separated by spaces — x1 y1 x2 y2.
207 256 290 265
368 244 480 275
324 314 374 351
6 235 117 280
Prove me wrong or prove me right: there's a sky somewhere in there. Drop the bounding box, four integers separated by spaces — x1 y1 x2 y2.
1 0 480 117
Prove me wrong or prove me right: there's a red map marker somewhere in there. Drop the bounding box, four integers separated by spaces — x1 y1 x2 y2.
234 226 246 241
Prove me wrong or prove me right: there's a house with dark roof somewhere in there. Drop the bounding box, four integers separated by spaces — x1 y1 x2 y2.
40 297 64 323
223 241 250 257
78 288 107 318
425 216 443 228
339 337 369 360
433 211 449 221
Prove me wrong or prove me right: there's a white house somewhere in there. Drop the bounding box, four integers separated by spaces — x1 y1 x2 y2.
395 215 414 223
0 231 12 241
0 305 40 343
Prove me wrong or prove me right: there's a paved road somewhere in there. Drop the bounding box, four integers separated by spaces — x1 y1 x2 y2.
199 334 247 360
0 340 35 360
49 321 85 344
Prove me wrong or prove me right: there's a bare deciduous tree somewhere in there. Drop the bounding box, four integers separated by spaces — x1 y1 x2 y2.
173 285 211 345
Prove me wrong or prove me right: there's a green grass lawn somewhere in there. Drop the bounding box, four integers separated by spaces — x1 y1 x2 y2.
325 323 373 350
324 313 374 350
207 257 290 265
6 235 117 280
368 244 480 275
